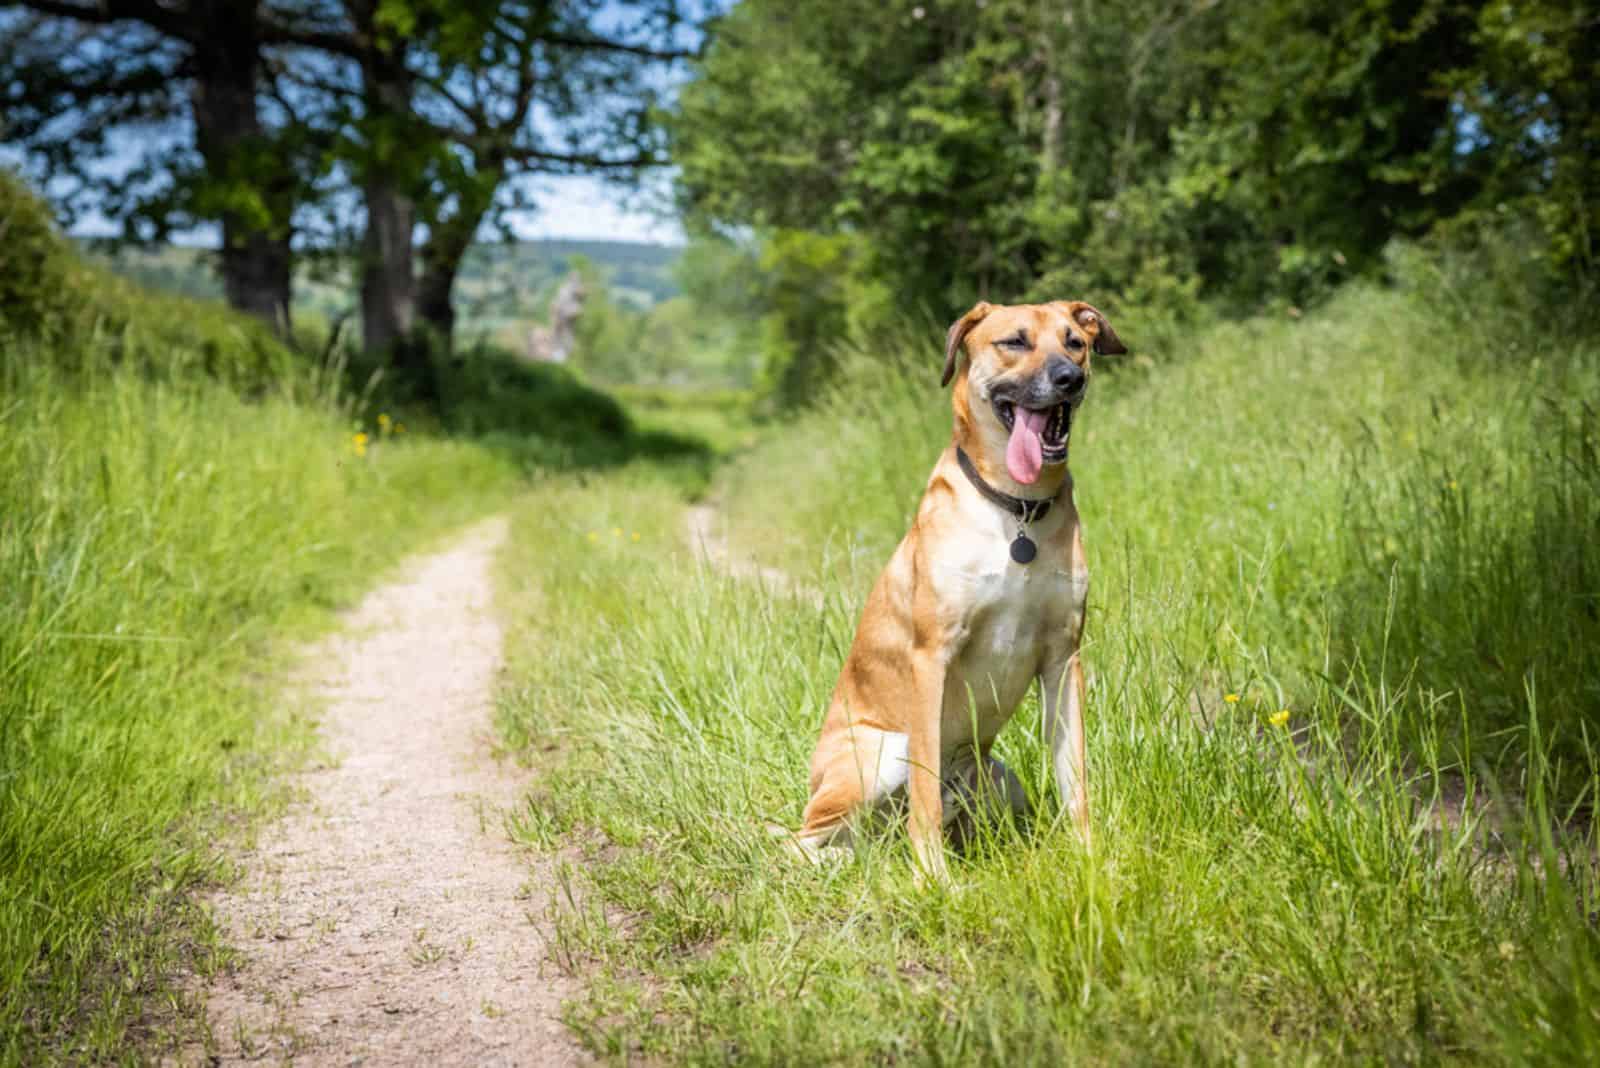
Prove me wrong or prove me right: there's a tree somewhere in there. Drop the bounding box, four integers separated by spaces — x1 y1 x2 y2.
673 0 1591 393
1 1 321 330
3 0 700 373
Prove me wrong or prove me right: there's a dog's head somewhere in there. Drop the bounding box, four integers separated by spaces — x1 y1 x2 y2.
942 301 1124 486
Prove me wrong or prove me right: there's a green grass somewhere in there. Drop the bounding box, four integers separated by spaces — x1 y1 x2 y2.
494 275 1600 1062
0 176 537 1061
0 345 519 1062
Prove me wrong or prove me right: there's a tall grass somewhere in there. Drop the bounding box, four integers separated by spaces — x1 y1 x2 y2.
723 277 1600 784
495 276 1600 1061
0 333 516 1060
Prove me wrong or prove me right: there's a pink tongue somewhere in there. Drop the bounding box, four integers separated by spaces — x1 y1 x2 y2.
1006 408 1049 485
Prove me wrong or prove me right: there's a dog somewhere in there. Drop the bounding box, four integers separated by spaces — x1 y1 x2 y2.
782 300 1123 881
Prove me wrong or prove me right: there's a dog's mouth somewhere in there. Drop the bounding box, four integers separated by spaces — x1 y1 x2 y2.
993 399 1072 485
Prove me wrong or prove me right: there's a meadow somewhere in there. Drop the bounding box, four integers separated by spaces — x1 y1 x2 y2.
6 164 1599 1064
494 252 1600 1063
0 323 525 1060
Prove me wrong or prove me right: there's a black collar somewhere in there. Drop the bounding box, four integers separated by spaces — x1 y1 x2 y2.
955 446 1059 523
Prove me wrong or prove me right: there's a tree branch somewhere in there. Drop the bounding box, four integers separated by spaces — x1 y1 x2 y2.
10 0 191 40
505 146 665 170
540 33 694 62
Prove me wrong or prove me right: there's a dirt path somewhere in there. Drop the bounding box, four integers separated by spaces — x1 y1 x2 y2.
180 516 582 1067
683 503 818 604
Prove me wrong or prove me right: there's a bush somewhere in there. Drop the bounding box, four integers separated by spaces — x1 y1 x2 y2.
1 172 297 390
0 168 81 334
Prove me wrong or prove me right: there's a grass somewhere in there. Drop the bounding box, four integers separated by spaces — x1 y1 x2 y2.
494 272 1600 1062
0 177 540 1061
0 342 519 1062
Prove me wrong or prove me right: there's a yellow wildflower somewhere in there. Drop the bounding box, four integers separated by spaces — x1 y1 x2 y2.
1269 709 1290 728
1223 693 1241 704
631 532 641 542
611 526 623 537
1448 480 1459 491
377 413 392 429
586 531 599 543
395 423 406 434
353 432 369 447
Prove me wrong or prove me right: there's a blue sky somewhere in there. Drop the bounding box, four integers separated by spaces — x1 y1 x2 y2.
508 174 683 244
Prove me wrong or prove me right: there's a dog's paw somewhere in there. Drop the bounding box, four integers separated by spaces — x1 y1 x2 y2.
766 822 845 866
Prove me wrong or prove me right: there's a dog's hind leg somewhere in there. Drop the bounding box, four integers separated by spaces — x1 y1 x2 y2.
790 727 910 861
942 751 1031 850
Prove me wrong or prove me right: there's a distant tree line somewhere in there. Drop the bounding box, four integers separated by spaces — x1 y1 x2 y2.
671 0 1597 405
1 0 696 398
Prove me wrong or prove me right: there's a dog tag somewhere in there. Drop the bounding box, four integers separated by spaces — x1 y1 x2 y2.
1010 532 1037 564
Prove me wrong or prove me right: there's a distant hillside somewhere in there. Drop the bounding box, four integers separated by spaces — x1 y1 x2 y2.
88 239 682 346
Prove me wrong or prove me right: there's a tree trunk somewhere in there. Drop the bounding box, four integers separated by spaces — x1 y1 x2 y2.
414 165 503 357
354 7 417 358
188 2 293 332
361 177 415 352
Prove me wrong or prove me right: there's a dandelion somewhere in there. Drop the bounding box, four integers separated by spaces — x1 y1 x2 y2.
352 432 369 457
377 413 392 430
611 526 623 537
353 432 369 447
1448 480 1459 491
631 532 640 542
1223 693 1241 704
1269 709 1290 728
586 531 600 543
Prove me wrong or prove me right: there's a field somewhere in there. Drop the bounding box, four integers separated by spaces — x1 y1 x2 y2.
6 176 1600 1064
492 264 1600 1062
0 312 526 1059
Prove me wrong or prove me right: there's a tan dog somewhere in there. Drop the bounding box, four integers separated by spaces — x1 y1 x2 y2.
785 300 1124 881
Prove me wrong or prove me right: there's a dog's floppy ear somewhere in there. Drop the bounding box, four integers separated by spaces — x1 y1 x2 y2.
1060 301 1127 355
943 301 992 386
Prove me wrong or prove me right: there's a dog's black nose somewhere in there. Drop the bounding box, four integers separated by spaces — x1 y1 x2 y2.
1048 357 1086 395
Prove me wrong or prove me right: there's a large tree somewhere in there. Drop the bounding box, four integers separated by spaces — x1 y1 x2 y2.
1 1 320 330
673 0 1587 333
2 0 697 369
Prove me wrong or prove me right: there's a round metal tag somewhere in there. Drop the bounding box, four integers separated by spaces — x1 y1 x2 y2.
1010 533 1037 564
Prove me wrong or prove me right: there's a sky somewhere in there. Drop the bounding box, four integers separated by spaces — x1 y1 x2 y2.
0 141 685 247
508 175 683 245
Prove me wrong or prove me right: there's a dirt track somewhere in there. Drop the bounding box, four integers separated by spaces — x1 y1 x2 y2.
178 517 583 1066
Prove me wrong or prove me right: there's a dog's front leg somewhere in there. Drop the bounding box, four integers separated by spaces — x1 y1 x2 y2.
1041 652 1091 845
906 650 950 884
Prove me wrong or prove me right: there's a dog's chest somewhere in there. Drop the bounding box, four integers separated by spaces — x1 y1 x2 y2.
933 537 1088 746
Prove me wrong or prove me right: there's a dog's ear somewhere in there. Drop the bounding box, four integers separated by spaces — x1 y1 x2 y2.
943 301 992 386
1060 301 1127 355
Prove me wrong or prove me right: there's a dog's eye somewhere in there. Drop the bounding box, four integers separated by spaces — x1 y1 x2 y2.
1000 334 1029 350
1065 335 1087 352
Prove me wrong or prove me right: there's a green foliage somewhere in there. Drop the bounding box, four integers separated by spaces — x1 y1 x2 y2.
0 347 517 1065
494 262 1600 1063
1435 0 1599 277
436 343 714 484
673 0 1600 405
2 172 297 389
723 251 1600 786
0 168 78 334
570 241 768 391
